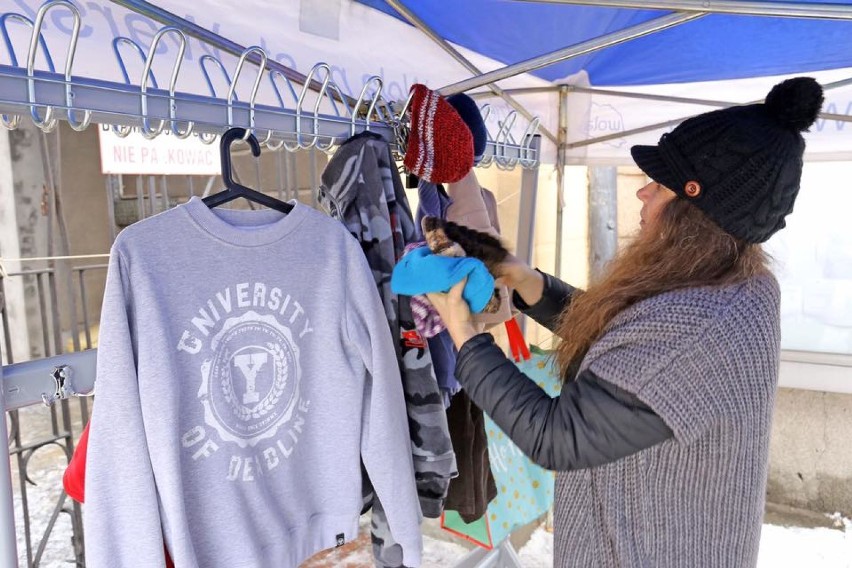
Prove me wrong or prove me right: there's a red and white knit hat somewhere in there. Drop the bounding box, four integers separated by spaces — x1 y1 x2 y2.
403 84 473 183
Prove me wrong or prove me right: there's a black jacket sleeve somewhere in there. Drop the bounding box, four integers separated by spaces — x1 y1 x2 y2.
512 271 578 332
455 334 673 471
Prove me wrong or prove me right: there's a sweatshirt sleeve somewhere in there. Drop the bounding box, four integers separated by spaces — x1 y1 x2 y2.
84 247 166 568
345 249 424 567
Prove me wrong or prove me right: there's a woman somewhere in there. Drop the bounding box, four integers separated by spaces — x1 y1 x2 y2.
427 76 824 567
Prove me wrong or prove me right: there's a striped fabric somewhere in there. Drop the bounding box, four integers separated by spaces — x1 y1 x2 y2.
403 84 473 184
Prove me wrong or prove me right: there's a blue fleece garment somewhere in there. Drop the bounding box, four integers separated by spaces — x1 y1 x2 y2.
391 247 495 314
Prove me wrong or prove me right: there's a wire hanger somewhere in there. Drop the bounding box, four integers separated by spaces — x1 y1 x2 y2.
203 127 294 214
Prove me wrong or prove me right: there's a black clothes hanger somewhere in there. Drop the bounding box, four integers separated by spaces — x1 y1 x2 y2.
203 128 294 214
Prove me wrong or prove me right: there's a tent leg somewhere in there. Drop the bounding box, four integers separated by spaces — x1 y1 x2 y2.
588 167 618 281
555 86 569 279
515 136 542 336
0 362 19 568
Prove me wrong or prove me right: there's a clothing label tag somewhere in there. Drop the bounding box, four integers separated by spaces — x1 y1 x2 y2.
335 533 345 547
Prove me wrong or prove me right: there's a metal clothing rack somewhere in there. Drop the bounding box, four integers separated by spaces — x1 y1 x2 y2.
0 1 544 566
0 1 542 169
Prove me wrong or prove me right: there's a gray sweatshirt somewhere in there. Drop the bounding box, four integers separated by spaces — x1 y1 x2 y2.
84 197 423 568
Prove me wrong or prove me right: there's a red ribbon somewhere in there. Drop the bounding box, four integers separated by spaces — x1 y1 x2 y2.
504 317 531 363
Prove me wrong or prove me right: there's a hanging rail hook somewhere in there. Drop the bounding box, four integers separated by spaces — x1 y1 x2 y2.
139 27 189 139
374 94 394 124
316 81 349 153
313 78 346 152
200 54 233 97
326 82 345 118
392 88 416 157
284 62 331 151
226 46 268 142
478 104 494 167
28 1 87 132
300 63 333 150
111 36 158 138
266 69 301 151
0 13 55 130
261 68 316 150
197 55 234 145
397 88 416 122
41 364 93 407
269 70 300 108
519 117 541 168
350 76 384 138
494 111 518 170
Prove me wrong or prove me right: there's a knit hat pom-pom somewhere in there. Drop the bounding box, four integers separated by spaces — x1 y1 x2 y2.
764 77 824 132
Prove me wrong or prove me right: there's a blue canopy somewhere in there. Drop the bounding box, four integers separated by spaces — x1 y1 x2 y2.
356 0 852 86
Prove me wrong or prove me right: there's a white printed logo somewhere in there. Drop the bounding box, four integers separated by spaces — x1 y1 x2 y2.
199 311 300 448
177 282 314 482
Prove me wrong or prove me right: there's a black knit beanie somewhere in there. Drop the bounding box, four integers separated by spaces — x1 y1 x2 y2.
447 93 488 164
631 77 824 243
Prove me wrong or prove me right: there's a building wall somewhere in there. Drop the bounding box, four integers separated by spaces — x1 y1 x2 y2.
768 388 852 515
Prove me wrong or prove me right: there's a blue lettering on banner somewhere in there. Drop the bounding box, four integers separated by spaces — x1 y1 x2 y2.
9 2 417 104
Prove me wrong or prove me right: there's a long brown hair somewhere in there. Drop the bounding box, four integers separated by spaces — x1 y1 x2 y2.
554 197 770 380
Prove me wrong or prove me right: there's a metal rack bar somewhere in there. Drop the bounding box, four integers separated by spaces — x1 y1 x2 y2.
511 0 852 20
439 12 703 96
0 65 539 164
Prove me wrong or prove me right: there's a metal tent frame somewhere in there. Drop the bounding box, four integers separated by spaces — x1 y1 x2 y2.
2 1 852 566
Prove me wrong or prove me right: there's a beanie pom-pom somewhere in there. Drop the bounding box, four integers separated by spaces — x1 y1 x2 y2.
764 77 824 132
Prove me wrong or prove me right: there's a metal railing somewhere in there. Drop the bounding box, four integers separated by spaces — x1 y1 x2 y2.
2 262 105 567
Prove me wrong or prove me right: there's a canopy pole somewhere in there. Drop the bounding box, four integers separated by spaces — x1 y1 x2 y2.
555 86 569 278
476 80 852 110
108 0 354 106
0 362 18 568
385 0 557 144
439 12 703 96
588 167 618 282
477 86 758 107
470 87 561 98
515 136 542 335
567 79 852 150
511 0 852 21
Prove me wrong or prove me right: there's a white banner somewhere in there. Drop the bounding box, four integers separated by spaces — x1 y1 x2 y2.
98 128 221 175
561 69 852 165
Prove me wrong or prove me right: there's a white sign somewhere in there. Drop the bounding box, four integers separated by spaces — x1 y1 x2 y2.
98 128 221 175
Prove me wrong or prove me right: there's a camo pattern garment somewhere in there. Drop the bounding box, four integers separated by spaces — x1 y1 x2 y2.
319 132 457 568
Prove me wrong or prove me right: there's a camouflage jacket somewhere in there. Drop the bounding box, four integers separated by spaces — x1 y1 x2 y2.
319 132 457 567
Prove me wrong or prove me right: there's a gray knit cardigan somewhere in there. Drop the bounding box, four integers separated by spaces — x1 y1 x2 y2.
555 274 781 567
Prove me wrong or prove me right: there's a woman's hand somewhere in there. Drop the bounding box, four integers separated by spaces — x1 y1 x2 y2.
494 253 545 307
427 279 483 349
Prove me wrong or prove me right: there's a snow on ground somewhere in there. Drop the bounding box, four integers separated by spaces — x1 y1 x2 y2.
13 498 850 568
8 405 851 568
756 517 852 568
513 519 852 568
